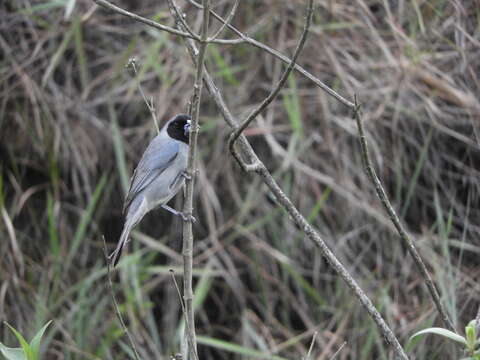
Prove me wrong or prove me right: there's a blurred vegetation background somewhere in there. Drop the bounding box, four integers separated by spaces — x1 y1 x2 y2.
1 0 479 359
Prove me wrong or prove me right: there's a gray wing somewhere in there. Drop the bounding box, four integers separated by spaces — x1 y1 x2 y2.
123 136 179 214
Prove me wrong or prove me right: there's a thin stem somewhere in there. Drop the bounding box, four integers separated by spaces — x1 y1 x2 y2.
102 237 141 360
207 0 239 41
353 96 456 332
180 0 210 359
169 270 199 360
167 0 201 41
228 0 313 169
128 58 159 133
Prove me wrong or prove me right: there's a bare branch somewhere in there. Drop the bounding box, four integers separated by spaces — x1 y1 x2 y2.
93 0 242 45
186 0 354 108
93 0 196 39
180 8 408 360
166 0 201 41
207 0 239 42
228 0 313 171
177 1 211 359
352 96 456 332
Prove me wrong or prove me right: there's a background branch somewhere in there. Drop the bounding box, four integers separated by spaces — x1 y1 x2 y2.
353 98 456 332
228 0 312 171
207 0 239 41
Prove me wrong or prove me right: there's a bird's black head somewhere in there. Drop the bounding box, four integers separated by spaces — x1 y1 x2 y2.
166 114 191 144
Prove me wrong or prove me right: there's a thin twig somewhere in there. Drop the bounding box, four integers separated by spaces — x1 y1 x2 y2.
207 0 239 41
179 0 211 359
228 0 312 171
179 5 408 360
352 96 456 333
186 0 354 108
102 236 141 360
169 270 199 360
166 0 201 41
127 58 159 133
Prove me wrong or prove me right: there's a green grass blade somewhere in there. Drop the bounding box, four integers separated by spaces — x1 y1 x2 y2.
29 321 52 359
73 16 89 91
42 28 73 86
46 193 60 258
109 104 129 193
64 174 108 273
197 336 288 360
282 74 303 137
400 127 433 217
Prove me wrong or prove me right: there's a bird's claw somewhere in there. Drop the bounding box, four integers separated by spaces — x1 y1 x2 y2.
182 172 192 180
181 213 196 223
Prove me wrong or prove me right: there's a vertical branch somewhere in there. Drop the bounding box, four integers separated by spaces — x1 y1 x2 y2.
182 0 210 359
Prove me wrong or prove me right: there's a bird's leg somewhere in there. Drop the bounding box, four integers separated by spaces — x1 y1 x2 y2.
161 204 196 223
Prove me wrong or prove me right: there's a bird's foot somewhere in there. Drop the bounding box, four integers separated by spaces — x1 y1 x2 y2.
180 212 196 223
182 171 192 180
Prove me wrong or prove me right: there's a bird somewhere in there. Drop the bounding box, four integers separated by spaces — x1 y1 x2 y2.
109 114 193 266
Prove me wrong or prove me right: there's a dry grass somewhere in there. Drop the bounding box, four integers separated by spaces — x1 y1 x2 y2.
1 0 479 359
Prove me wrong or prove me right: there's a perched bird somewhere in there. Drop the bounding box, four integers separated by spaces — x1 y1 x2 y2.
110 114 192 266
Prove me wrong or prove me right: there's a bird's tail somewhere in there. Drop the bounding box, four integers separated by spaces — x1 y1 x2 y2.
109 196 147 267
109 219 134 267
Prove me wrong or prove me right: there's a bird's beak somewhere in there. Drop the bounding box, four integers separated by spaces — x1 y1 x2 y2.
184 120 191 136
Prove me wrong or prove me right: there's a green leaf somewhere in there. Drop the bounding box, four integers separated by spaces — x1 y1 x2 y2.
29 321 52 359
466 322 477 351
3 323 32 360
0 344 26 360
409 327 466 345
